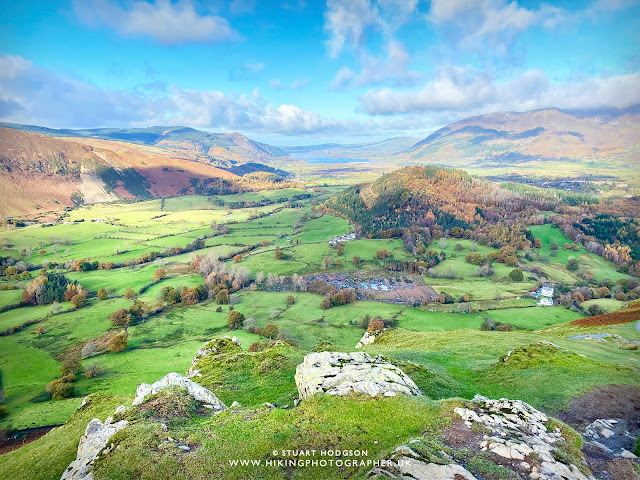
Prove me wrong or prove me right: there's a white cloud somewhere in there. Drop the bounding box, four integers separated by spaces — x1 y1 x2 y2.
0 55 350 136
323 0 381 57
73 0 238 44
330 41 421 89
427 0 568 54
358 65 640 116
269 78 310 90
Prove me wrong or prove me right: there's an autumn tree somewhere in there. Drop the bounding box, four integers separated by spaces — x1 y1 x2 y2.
275 246 283 260
215 289 230 305
228 310 245 330
352 255 361 266
109 309 131 329
108 333 128 353
124 287 136 299
261 322 279 339
375 249 390 260
233 254 243 263
153 268 166 283
98 287 108 300
286 295 296 306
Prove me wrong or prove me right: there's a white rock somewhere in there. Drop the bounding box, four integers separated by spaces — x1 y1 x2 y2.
132 372 226 413
60 418 128 480
294 351 422 399
621 449 637 459
114 405 126 416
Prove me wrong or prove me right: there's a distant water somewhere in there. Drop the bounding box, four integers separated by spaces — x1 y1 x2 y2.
293 152 368 164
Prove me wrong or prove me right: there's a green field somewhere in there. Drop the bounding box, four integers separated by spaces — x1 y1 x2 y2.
1 182 638 480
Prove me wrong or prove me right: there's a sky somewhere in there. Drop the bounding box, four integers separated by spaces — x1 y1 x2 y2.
0 0 639 145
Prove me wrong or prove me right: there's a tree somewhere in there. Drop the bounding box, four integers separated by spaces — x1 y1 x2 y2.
588 304 605 316
375 249 390 260
98 287 108 300
352 255 361 266
366 318 385 332
153 268 166 283
124 287 136 299
70 293 87 309
61 353 82 375
465 253 483 265
180 287 199 305
323 256 334 269
261 322 279 339
228 310 245 330
320 296 331 309
84 364 103 378
275 246 283 260
534 238 542 248
336 244 345 256
508 269 524 282
46 378 74 400
108 333 128 352
504 256 519 267
215 289 230 305
567 258 579 271
286 295 296 306
160 286 180 304
109 309 131 329
233 254 243 263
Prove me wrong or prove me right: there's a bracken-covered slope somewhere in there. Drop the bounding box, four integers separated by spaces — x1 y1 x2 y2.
401 105 640 165
0 127 242 216
0 123 288 167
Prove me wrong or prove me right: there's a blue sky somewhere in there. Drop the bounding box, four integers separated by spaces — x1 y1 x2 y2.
0 0 639 145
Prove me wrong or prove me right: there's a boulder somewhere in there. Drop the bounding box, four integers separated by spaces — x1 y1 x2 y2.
132 372 226 413
60 417 128 480
355 331 380 349
295 351 422 399
187 336 242 378
368 445 476 479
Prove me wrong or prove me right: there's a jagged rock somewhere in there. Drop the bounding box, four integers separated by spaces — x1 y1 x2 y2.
295 351 422 399
368 445 476 479
60 418 128 480
355 330 381 349
582 418 638 458
132 372 226 413
454 395 594 480
187 336 242 378
230 401 241 408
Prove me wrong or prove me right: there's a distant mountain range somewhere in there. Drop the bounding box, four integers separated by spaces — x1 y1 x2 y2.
283 137 421 159
399 105 640 166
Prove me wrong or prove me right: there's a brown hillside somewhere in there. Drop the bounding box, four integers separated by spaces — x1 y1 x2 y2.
0 127 238 217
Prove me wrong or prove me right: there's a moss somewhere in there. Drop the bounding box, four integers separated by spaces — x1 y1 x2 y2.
466 454 519 480
546 418 589 475
195 341 305 407
392 360 465 400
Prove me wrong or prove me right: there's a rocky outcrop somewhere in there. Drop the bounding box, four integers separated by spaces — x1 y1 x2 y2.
455 395 594 480
60 417 128 480
583 418 639 459
355 331 381 349
369 445 477 479
132 372 227 413
295 351 422 399
187 336 241 378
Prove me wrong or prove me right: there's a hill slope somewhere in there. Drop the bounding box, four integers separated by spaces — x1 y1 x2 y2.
0 123 288 167
398 105 640 173
0 127 242 216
